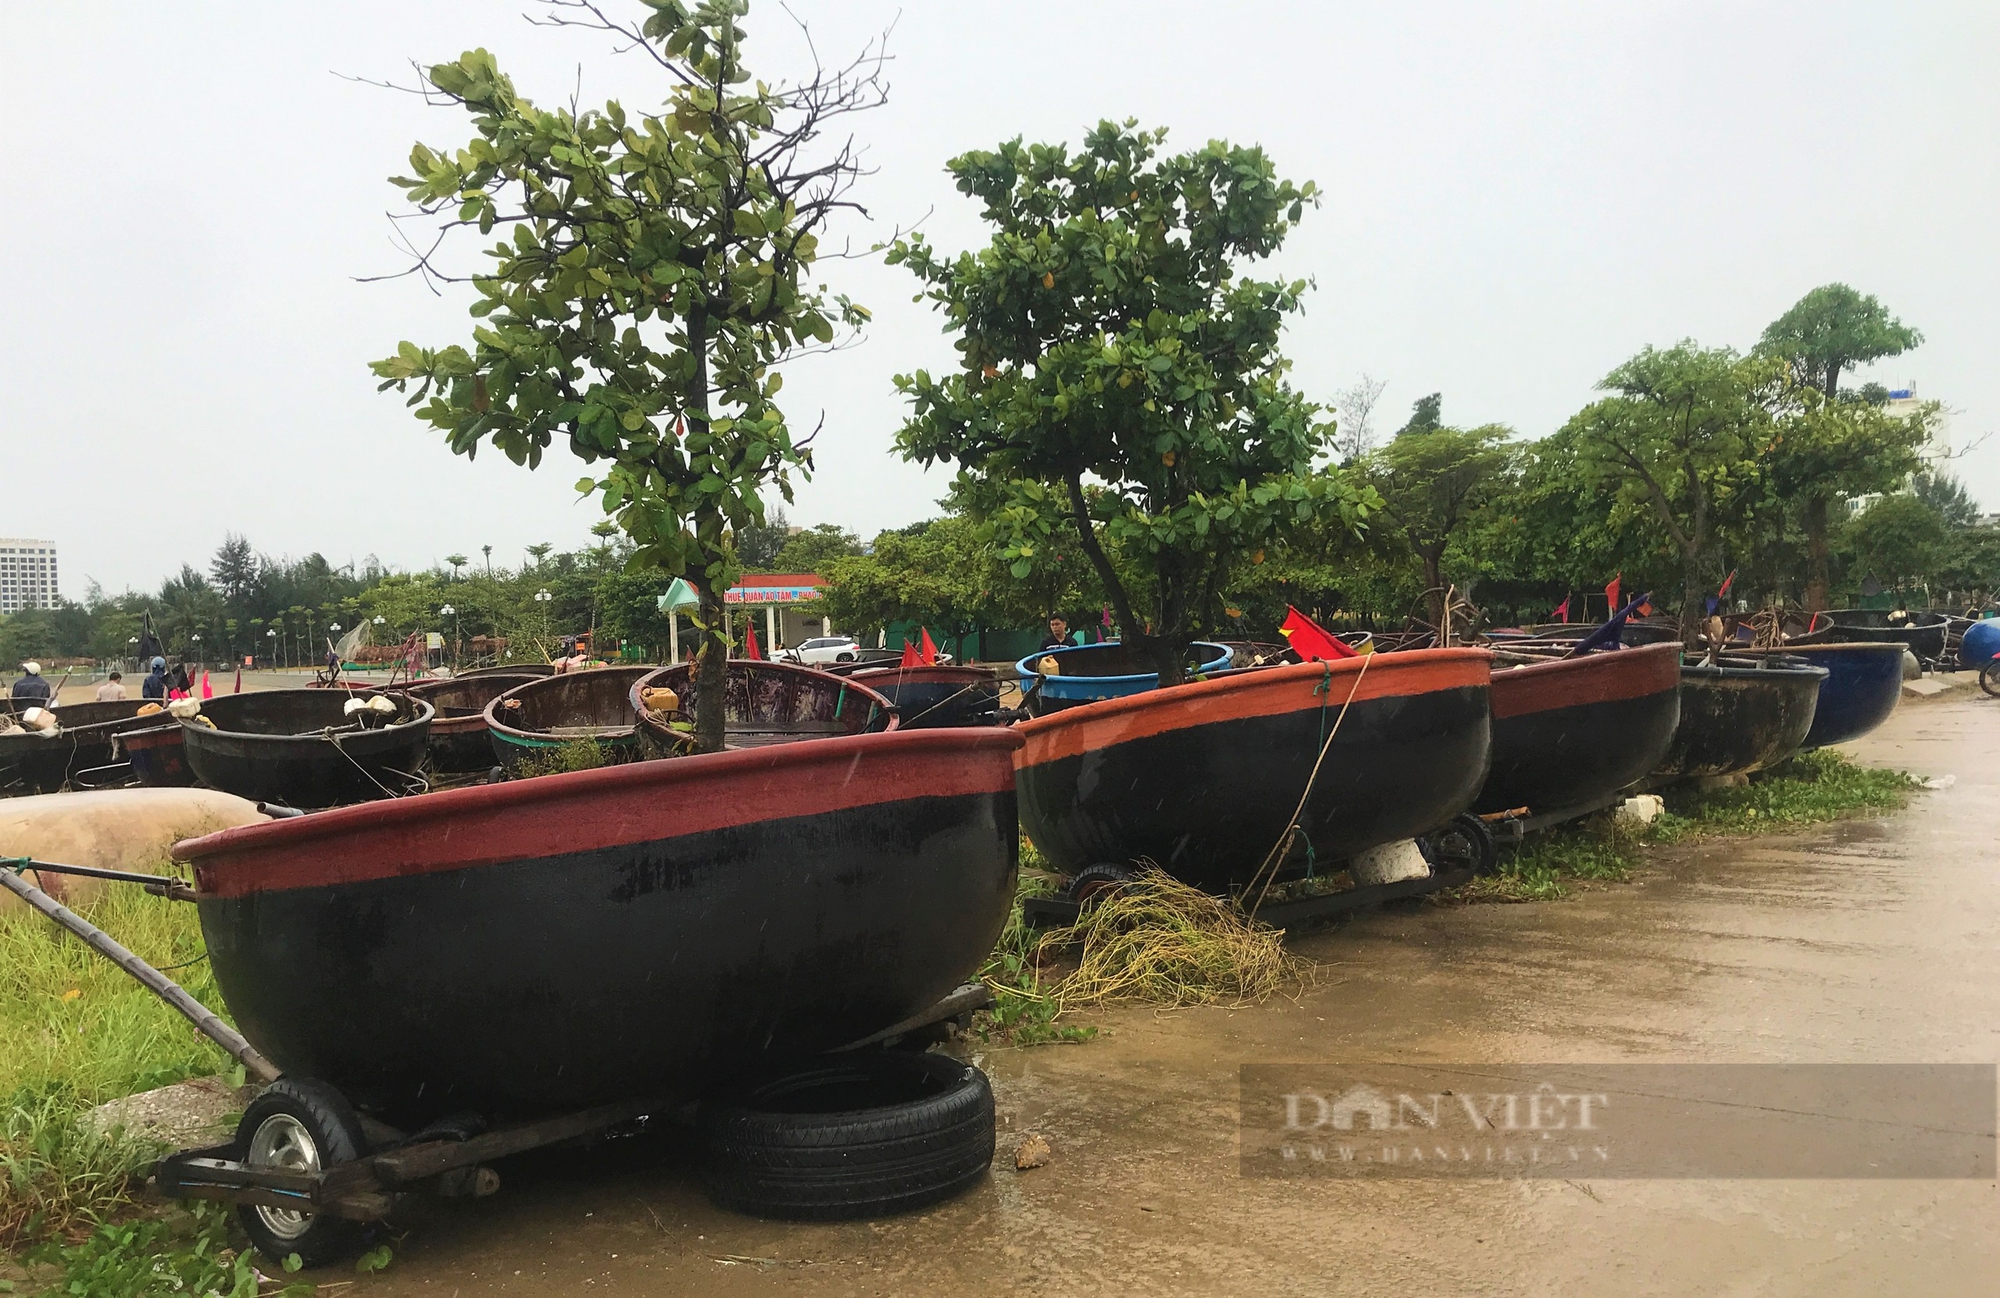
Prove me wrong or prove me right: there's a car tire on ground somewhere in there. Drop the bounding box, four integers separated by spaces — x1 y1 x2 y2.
233 1077 370 1268
698 1050 995 1221
1067 861 1138 903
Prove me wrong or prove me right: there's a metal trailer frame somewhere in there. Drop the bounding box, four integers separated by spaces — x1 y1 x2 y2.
0 856 991 1221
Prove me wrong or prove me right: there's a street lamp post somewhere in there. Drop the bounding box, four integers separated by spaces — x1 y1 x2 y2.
266 627 277 669
535 589 553 643
440 604 458 671
190 634 201 668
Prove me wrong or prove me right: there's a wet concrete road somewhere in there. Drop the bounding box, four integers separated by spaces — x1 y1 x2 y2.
367 693 1999 1297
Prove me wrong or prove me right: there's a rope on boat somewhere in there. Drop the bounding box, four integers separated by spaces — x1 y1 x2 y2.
319 727 405 800
1241 653 1374 920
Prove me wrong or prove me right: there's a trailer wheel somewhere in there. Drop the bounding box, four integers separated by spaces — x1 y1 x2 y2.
1420 813 1498 877
234 1078 369 1269
699 1050 994 1221
1981 659 2000 699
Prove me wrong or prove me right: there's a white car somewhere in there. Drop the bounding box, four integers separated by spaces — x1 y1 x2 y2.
785 635 861 665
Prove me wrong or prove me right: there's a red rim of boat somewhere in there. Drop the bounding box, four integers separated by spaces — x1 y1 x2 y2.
174 726 1023 879
1488 642 1683 719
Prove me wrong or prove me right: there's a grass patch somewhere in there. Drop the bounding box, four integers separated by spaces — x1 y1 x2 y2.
1652 748 1920 841
510 736 611 778
1449 750 1921 903
975 842 1095 1046
0 880 237 1252
1452 818 1643 903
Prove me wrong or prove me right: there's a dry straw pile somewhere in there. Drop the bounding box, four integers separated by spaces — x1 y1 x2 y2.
1040 867 1314 1010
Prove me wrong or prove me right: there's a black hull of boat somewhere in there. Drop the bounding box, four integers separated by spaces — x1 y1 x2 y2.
176 729 1022 1122
1652 662 1827 780
1479 644 1684 814
182 691 433 808
1015 652 1491 893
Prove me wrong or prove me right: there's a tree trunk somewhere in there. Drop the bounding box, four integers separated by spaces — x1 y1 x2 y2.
684 304 729 755
1802 494 1832 613
694 585 728 754
1421 549 1446 634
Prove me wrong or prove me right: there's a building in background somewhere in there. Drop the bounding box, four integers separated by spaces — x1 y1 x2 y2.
0 538 58 614
1882 385 1952 468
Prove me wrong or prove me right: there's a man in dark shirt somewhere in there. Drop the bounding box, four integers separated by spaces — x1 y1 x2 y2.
1040 616 1076 650
11 662 51 703
143 657 169 700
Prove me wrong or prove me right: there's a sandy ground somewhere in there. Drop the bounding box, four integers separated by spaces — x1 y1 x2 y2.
322 689 2000 1297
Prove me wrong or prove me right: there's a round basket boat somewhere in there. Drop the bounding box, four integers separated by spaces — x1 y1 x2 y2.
172 726 1024 1122
181 690 433 808
1015 648 1492 892
1479 643 1683 815
0 698 160 796
630 660 898 755
1014 640 1232 716
1651 656 1827 780
483 666 656 774
396 673 540 773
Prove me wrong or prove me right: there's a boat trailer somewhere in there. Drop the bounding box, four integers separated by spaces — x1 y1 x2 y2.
0 856 991 1222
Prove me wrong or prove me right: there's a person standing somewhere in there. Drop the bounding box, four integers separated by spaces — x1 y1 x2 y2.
1040 615 1077 650
143 657 168 701
11 662 52 703
95 671 127 702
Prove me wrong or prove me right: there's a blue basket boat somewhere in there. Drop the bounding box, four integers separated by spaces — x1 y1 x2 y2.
1016 640 1233 715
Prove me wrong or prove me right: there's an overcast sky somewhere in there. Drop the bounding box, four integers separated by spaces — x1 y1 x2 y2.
5 2 1994 597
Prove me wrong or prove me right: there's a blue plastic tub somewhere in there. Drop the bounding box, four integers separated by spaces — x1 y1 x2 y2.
1017 640 1232 713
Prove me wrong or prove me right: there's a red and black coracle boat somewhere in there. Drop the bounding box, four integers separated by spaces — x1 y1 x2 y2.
172 726 1023 1122
1477 642 1684 815
1 698 170 795
1014 649 1492 894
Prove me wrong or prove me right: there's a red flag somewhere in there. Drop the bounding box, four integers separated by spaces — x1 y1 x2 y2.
233 666 242 694
918 627 939 666
743 622 764 661
1551 595 1571 623
1717 569 1737 599
200 671 213 700
899 639 921 668
1279 605 1359 661
1604 574 1621 613
1637 599 1654 616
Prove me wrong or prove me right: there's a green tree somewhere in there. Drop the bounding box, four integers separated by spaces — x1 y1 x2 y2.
1915 471 1979 528
445 553 469 580
1394 393 1442 438
369 1 880 751
1840 493 1948 591
1757 286 1929 610
1567 342 1781 641
1758 284 1922 402
208 533 260 609
1362 424 1514 626
1765 392 1931 609
891 121 1374 684
734 503 791 568
769 522 861 574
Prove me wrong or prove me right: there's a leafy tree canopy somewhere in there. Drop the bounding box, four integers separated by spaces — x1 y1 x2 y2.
889 120 1374 681
1758 283 1922 399
366 0 880 750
